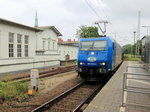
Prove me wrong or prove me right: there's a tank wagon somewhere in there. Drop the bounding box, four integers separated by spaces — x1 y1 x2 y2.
77 36 123 81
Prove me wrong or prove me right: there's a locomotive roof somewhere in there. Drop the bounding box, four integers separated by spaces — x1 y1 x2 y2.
80 36 114 42
79 36 122 47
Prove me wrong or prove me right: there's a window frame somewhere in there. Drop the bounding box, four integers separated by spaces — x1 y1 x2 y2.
80 40 107 51
9 33 14 57
24 35 29 57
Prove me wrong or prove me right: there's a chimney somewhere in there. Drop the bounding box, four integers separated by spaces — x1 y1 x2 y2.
67 39 71 43
58 38 63 44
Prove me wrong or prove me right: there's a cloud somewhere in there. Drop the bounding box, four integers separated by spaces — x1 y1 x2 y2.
0 0 150 45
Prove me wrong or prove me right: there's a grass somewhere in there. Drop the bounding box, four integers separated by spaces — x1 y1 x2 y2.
124 54 141 61
0 81 29 102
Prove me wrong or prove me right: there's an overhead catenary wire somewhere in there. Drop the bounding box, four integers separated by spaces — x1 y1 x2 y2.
84 0 127 45
84 0 103 21
91 0 119 38
84 0 117 36
95 0 110 22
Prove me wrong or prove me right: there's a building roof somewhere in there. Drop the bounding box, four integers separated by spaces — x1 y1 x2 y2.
58 42 78 47
36 26 62 36
141 35 150 40
0 18 62 36
0 18 42 31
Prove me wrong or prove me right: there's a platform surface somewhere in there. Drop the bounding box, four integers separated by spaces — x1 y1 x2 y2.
84 61 150 112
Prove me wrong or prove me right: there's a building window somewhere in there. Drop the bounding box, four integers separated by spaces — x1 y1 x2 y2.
17 34 22 43
17 34 22 57
9 33 14 42
48 41 50 50
25 35 29 57
25 45 28 57
25 35 29 44
17 45 21 57
53 41 55 50
43 41 45 50
9 33 14 57
9 44 14 57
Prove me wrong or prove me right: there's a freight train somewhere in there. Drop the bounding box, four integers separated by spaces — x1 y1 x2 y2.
77 36 123 81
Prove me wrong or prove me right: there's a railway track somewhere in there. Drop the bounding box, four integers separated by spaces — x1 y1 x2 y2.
2 65 76 82
31 80 107 112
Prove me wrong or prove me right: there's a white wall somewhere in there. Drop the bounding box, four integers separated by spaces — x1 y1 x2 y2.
0 58 60 73
0 23 60 74
36 28 58 53
0 22 78 74
58 44 78 61
0 23 36 58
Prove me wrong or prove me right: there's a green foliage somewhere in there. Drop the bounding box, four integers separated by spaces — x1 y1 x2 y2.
124 54 141 61
123 44 132 54
76 25 99 38
0 81 28 102
123 40 142 55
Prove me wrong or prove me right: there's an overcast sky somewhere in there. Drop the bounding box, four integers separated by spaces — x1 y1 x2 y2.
0 0 150 45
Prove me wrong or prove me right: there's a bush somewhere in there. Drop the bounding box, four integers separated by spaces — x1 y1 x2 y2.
124 54 141 61
0 81 28 102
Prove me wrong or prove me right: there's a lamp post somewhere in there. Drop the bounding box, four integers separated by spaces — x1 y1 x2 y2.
149 52 150 73
133 31 136 58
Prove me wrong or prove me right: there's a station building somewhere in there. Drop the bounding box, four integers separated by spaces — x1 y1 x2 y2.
0 18 78 74
141 35 150 71
141 35 150 63
58 38 78 65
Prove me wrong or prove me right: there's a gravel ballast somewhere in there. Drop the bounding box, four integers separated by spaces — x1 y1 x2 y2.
0 71 82 112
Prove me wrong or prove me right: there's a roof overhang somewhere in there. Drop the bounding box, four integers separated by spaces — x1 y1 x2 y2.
36 26 62 36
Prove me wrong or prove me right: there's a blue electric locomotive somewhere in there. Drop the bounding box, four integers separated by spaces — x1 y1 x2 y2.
77 36 122 81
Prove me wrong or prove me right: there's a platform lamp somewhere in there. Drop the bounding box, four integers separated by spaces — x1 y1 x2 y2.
149 51 150 73
133 31 136 58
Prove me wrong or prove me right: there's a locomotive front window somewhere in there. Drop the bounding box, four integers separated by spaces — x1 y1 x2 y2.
93 41 106 50
80 41 93 50
80 40 106 51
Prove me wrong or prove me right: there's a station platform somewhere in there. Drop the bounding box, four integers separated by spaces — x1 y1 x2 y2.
84 61 150 112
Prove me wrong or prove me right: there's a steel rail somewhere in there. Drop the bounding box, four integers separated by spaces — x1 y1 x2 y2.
2 65 76 82
73 80 107 112
31 80 107 112
31 81 85 112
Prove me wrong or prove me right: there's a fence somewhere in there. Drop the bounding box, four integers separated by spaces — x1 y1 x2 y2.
121 66 150 108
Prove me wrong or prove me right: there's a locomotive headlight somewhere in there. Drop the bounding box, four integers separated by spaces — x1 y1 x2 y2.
100 62 106 65
80 62 85 65
102 62 105 65
90 52 94 55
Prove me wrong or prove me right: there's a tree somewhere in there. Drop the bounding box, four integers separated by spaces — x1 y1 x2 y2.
76 25 99 38
123 40 142 55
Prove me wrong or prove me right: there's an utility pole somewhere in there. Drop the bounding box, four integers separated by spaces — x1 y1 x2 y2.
95 21 109 36
149 52 150 73
131 44 132 55
133 31 136 58
136 11 141 56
